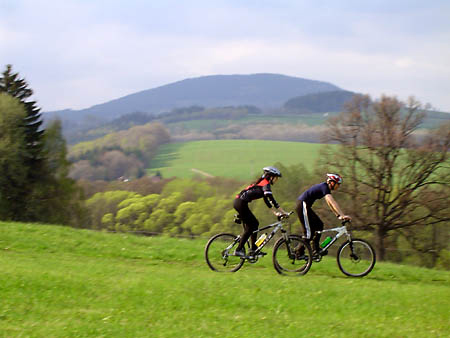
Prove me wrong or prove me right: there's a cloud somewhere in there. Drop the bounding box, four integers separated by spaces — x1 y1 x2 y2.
1 0 449 111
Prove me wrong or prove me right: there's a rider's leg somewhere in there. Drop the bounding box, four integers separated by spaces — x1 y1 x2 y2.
308 209 324 253
296 200 312 239
295 200 311 256
234 198 259 252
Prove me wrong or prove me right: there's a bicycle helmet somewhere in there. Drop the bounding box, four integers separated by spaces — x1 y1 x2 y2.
327 173 343 184
263 166 282 178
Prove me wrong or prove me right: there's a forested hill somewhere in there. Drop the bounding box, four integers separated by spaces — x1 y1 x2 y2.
284 90 357 113
44 73 341 121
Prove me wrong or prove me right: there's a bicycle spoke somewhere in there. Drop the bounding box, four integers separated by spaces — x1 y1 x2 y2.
205 233 244 272
273 235 312 276
337 239 376 277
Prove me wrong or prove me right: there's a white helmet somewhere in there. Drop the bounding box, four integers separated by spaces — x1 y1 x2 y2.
263 166 282 177
327 173 343 184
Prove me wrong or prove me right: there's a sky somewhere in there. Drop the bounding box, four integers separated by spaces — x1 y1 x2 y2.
1 0 450 112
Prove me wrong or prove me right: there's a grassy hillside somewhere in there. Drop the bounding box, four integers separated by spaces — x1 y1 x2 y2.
1 221 448 337
148 140 327 180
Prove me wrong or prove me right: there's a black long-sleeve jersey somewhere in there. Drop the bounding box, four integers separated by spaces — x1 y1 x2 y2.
236 178 280 209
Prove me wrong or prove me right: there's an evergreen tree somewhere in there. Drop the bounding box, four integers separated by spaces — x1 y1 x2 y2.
0 64 44 176
0 94 28 219
0 64 85 224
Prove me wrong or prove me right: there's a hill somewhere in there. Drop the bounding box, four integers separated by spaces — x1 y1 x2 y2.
1 221 448 337
43 73 342 122
284 90 357 113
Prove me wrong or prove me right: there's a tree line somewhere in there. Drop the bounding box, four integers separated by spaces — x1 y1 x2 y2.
62 105 262 145
68 122 170 181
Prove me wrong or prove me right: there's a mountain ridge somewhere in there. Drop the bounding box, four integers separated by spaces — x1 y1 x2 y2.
43 73 342 121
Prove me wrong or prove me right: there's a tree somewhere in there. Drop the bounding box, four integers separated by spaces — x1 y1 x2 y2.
0 64 44 178
0 94 28 218
86 191 139 228
0 65 86 225
322 94 449 261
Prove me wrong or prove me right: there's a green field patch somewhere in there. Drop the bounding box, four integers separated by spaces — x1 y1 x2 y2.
148 140 327 180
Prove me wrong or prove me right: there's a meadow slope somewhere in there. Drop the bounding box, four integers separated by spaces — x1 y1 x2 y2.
148 140 326 180
1 222 449 337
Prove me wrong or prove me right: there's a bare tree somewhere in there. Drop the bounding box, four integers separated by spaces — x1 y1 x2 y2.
321 94 450 261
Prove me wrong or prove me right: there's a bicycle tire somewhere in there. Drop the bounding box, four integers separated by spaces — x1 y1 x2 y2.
205 233 245 272
272 235 312 276
337 238 376 277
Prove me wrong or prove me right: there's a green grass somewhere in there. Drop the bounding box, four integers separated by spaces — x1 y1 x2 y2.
148 140 326 180
1 221 449 337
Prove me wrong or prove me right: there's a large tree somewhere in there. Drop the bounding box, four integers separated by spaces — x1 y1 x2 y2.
321 94 450 261
0 64 44 175
0 65 84 224
0 94 28 218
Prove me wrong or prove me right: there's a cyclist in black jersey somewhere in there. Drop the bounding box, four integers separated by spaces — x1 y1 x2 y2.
233 166 287 258
295 173 351 256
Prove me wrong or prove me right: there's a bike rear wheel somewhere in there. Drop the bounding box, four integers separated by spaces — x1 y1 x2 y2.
205 233 245 272
272 235 312 276
337 239 376 277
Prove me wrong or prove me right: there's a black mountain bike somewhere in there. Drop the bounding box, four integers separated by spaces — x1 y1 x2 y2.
204 212 313 276
311 220 376 277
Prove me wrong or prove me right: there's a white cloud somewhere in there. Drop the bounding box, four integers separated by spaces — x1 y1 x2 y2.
1 0 449 111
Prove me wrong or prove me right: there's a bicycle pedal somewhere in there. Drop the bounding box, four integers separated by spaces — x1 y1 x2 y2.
296 254 308 261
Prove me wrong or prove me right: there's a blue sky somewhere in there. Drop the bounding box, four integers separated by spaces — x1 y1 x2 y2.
1 0 449 112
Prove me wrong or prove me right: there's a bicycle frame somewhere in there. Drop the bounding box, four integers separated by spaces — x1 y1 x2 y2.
251 219 289 253
316 224 352 252
218 220 286 262
227 213 293 260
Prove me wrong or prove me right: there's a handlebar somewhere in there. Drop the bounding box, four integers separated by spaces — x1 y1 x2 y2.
277 211 294 221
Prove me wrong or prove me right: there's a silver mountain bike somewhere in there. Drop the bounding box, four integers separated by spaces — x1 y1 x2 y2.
204 212 313 276
311 220 376 277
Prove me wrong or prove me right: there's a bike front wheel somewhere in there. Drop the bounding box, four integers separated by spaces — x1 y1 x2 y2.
205 233 245 272
272 235 312 276
337 239 376 277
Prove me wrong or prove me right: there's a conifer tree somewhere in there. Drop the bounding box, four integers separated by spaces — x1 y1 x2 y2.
0 94 28 219
0 64 45 180
0 64 85 224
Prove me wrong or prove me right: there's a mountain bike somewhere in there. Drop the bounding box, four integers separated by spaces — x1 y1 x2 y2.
204 212 313 276
310 220 376 277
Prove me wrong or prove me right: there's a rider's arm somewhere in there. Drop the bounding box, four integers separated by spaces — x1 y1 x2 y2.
263 186 287 215
262 185 279 208
264 195 286 215
324 194 351 220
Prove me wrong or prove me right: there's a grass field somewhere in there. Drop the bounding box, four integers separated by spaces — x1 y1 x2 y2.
148 140 327 180
1 222 449 337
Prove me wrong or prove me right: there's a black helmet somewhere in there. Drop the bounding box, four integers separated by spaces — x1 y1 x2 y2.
263 166 282 178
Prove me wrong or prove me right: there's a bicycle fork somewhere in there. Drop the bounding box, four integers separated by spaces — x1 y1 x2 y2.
280 230 300 262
